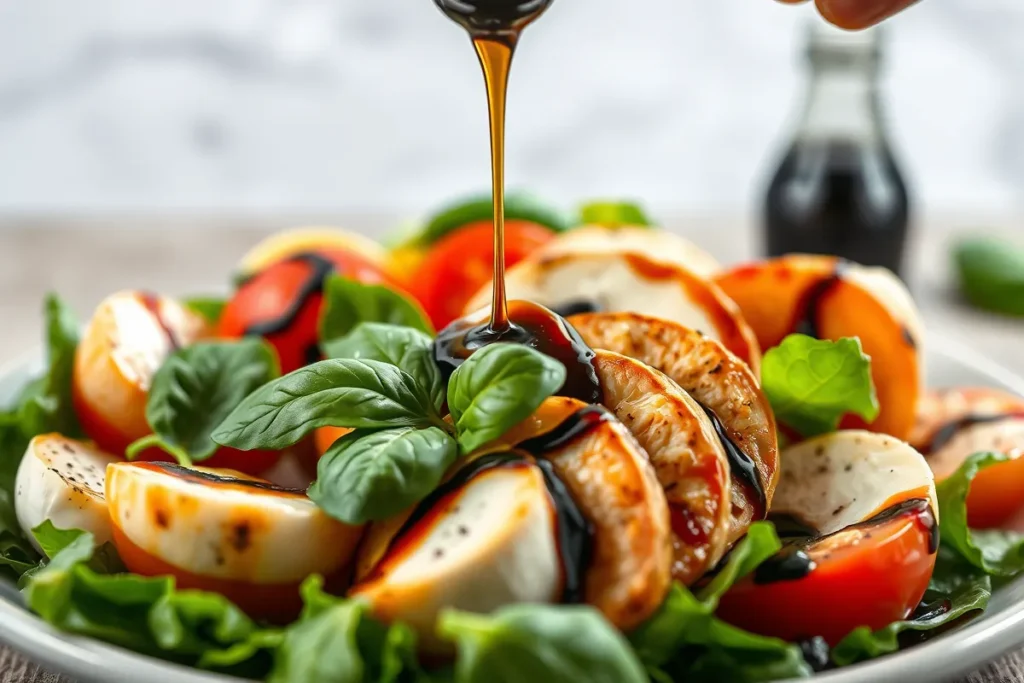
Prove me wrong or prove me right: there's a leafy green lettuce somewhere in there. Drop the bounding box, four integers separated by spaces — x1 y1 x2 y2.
761 334 879 437
936 451 1024 576
1 294 80 578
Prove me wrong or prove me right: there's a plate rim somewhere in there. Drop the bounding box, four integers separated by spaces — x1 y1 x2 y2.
2 335 1024 683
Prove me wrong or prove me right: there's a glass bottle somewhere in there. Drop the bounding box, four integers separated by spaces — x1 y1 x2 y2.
763 21 911 276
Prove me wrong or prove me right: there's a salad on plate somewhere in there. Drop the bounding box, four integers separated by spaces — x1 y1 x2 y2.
1 195 1023 683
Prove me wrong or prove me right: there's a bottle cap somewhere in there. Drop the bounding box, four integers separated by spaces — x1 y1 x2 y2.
806 17 883 70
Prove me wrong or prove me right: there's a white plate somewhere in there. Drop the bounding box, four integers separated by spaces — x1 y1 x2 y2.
1 336 1024 683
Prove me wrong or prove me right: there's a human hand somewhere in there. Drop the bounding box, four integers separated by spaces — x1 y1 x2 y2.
778 0 919 29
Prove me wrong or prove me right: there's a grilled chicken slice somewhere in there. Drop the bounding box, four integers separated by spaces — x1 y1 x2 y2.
464 250 761 374
591 351 732 585
353 402 671 648
571 312 778 545
15 434 119 554
715 255 924 440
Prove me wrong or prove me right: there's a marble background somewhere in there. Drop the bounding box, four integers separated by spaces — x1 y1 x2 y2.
0 0 1021 223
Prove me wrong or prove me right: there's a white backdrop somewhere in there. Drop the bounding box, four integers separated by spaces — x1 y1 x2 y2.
0 0 1020 218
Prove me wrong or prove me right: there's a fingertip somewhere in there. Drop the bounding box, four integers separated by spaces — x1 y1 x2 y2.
816 0 918 29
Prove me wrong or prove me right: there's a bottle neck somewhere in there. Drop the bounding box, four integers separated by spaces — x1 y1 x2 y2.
797 63 883 146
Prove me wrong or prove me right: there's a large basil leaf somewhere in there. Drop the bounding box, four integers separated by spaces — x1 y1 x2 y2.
322 323 443 413
761 334 878 438
438 604 647 683
447 344 566 454
213 359 439 451
128 339 279 463
308 427 458 525
319 275 433 344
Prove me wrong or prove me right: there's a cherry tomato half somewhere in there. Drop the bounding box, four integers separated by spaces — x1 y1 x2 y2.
409 220 555 330
716 505 937 646
219 247 399 373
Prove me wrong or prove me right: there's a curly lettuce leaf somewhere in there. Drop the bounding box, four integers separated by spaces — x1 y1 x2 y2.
832 546 991 665
761 335 879 437
937 451 1024 576
629 523 812 682
22 525 277 673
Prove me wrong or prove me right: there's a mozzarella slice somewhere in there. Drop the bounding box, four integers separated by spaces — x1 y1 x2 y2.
591 350 731 585
572 312 779 546
774 430 937 535
352 460 562 652
463 251 761 373
105 462 362 583
15 434 118 554
355 404 672 643
542 225 721 278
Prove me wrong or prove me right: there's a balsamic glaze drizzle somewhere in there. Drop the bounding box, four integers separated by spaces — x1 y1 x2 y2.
798 637 832 672
757 498 939 585
390 410 598 605
147 462 305 494
139 292 181 351
552 300 602 318
926 413 1017 454
433 301 602 404
794 259 851 339
242 253 336 338
754 546 816 584
698 403 767 519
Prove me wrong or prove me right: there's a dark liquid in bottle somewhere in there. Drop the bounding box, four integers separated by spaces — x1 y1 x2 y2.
765 141 909 275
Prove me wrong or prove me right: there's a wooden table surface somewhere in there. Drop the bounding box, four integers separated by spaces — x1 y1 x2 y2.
0 215 1021 683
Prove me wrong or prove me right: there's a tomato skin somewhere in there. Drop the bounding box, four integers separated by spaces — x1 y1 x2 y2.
219 248 399 373
111 524 344 624
716 511 937 646
409 220 555 330
965 455 1024 529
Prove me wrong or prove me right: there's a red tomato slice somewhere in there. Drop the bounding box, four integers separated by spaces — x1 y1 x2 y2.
409 220 554 330
219 247 399 373
716 504 937 646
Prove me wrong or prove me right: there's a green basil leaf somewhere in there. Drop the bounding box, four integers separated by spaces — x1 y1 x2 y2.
23 526 276 673
832 546 991 665
438 604 647 683
447 344 566 454
213 359 439 451
323 323 444 412
937 451 1024 576
308 427 458 525
270 575 422 683
630 522 784 668
18 294 81 439
130 340 280 462
183 297 228 326
0 414 30 554
578 200 653 228
696 522 782 607
954 237 1024 317
319 275 433 345
761 334 879 437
